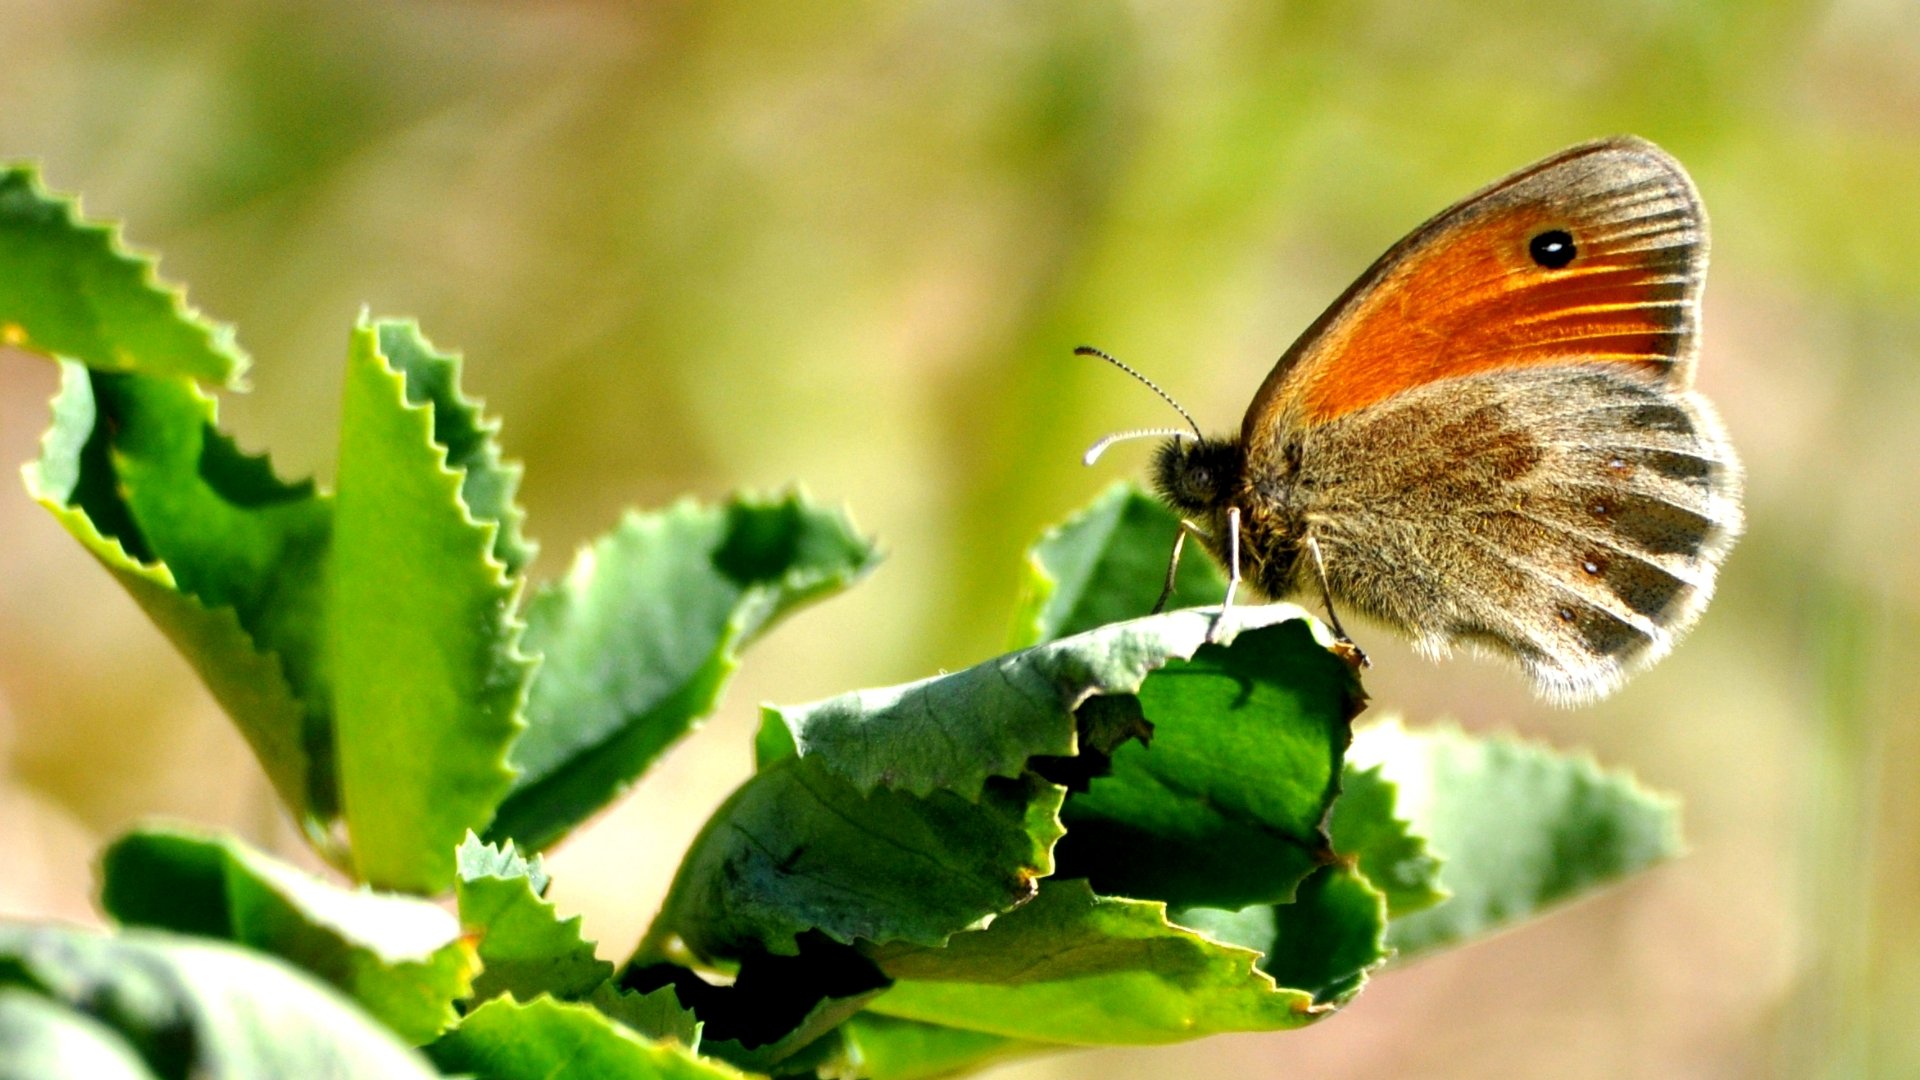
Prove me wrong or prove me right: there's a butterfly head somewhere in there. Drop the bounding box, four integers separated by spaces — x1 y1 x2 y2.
1151 434 1244 518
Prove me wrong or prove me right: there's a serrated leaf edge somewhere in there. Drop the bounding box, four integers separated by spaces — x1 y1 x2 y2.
356 318 537 724
369 316 535 573
504 488 877 834
1353 716 1685 957
24 367 330 834
1336 760 1452 919
455 836 607 985
1349 716 1687 855
357 314 530 606
331 318 535 887
27 477 318 811
1 162 249 387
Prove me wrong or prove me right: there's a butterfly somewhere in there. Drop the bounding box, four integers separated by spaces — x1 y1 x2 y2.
1083 137 1744 703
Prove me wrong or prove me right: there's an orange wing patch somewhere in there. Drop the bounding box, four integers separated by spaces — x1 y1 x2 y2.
1242 139 1706 447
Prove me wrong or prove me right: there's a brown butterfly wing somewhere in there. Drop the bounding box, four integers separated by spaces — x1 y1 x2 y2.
1242 137 1707 460
1234 138 1738 700
1288 364 1741 701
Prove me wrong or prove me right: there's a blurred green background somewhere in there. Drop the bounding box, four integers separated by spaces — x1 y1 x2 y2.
3 2 1916 1076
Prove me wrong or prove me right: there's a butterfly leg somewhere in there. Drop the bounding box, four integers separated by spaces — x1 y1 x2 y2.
1224 506 1243 610
1306 533 1369 667
1204 506 1244 644
1156 517 1219 613
1151 525 1191 615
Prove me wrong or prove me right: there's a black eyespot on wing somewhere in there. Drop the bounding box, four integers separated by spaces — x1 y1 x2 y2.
1529 229 1577 269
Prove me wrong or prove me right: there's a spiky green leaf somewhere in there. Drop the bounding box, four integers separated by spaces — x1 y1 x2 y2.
23 363 332 826
329 315 533 893
454 835 612 1003
1329 763 1448 918
0 165 246 385
491 492 876 852
426 997 746 1080
1012 482 1226 647
586 984 702 1051
1351 721 1684 957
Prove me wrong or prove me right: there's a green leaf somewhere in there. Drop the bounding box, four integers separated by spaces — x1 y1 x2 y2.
0 165 246 386
0 989 157 1080
490 491 876 852
329 314 534 893
0 924 438 1078
1173 866 1389 1007
99 825 477 1045
1011 482 1226 648
1349 721 1685 957
373 320 534 575
23 362 333 827
834 1013 1043 1080
454 835 613 1004
647 761 1066 960
623 940 891 1066
456 830 552 893
1329 763 1447 918
1261 867 1388 1004
701 985 883 1075
585 984 702 1051
1053 617 1363 910
1005 485 1369 911
649 605 1353 968
427 997 746 1080
867 880 1322 1045
771 604 1334 801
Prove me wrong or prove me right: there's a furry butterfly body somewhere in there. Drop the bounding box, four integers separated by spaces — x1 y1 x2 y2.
1144 137 1742 702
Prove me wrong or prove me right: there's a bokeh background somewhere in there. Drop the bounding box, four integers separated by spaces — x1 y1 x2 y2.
3 2 1917 1076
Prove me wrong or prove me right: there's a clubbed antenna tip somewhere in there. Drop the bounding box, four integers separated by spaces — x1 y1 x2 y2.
1075 345 1203 439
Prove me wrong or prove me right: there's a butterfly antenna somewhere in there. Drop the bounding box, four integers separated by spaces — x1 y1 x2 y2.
1083 427 1195 466
1076 345 1204 439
